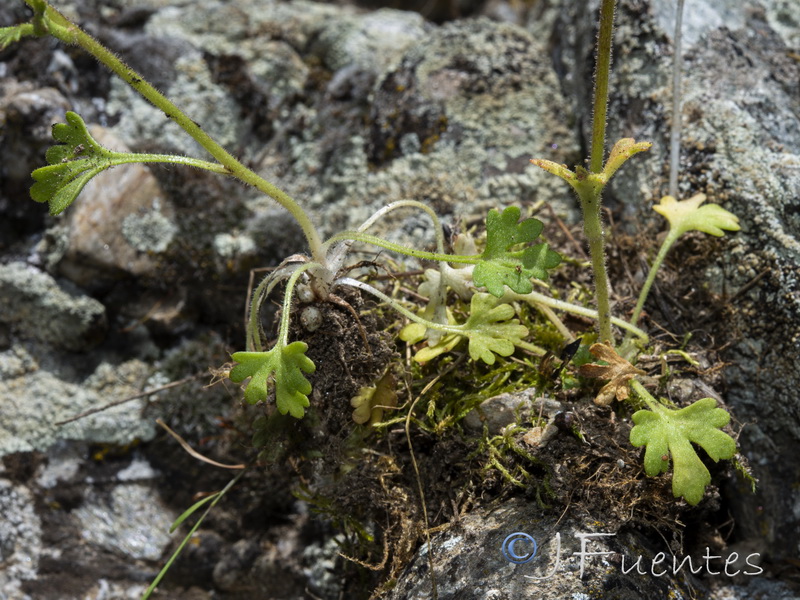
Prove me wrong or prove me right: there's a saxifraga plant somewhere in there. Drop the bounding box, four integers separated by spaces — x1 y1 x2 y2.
2 0 748 593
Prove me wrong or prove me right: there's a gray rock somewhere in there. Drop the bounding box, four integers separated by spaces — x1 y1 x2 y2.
678 21 800 563
463 390 561 435
0 80 71 181
386 498 721 600
0 347 156 456
0 479 42 599
0 261 106 351
74 481 175 561
551 0 800 563
56 127 176 288
709 578 800 600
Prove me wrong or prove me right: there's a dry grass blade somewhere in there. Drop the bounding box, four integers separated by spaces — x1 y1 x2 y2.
55 373 204 425
156 418 245 469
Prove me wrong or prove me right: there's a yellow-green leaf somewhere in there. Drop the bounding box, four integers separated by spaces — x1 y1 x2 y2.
460 293 528 365
653 194 740 238
630 397 737 505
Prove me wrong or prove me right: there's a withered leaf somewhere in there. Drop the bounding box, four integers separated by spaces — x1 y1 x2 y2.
578 343 644 406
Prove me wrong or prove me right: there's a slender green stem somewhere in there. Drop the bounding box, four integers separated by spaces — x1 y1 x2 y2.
580 0 617 344
630 379 660 412
277 263 321 346
247 262 320 351
357 200 446 255
507 290 648 342
627 228 679 332
590 0 617 173
513 340 547 357
324 231 481 265
338 277 463 335
535 303 574 342
109 152 231 175
27 1 324 262
325 200 450 309
353 200 450 334
577 187 614 344
247 270 282 351
339 277 547 356
343 263 648 342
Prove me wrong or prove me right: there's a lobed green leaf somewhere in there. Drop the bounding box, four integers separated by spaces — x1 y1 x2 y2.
461 293 529 364
230 341 316 419
630 397 737 505
602 138 652 180
531 138 650 198
653 194 740 238
31 162 107 215
30 111 115 215
472 206 561 297
410 333 461 363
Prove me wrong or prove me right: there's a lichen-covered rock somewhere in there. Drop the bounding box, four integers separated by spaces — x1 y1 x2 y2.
264 13 581 243
0 261 106 351
0 348 156 456
0 80 71 181
684 29 800 563
386 499 701 600
0 480 41 599
550 0 800 564
73 478 175 561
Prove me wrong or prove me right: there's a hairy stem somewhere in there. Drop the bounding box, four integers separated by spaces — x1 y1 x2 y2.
577 186 614 343
26 0 324 262
246 262 318 351
630 378 660 412
507 290 648 342
337 277 464 335
325 231 481 265
107 152 232 175
590 0 617 173
357 200 446 255
277 264 321 346
247 270 282 351
580 0 618 344
338 277 545 356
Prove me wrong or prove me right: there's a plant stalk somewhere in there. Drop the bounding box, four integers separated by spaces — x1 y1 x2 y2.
337 277 546 356
324 231 481 265
589 0 617 174
577 186 614 343
630 378 660 412
580 0 618 344
507 290 648 342
27 1 325 262
108 152 232 175
627 228 679 331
